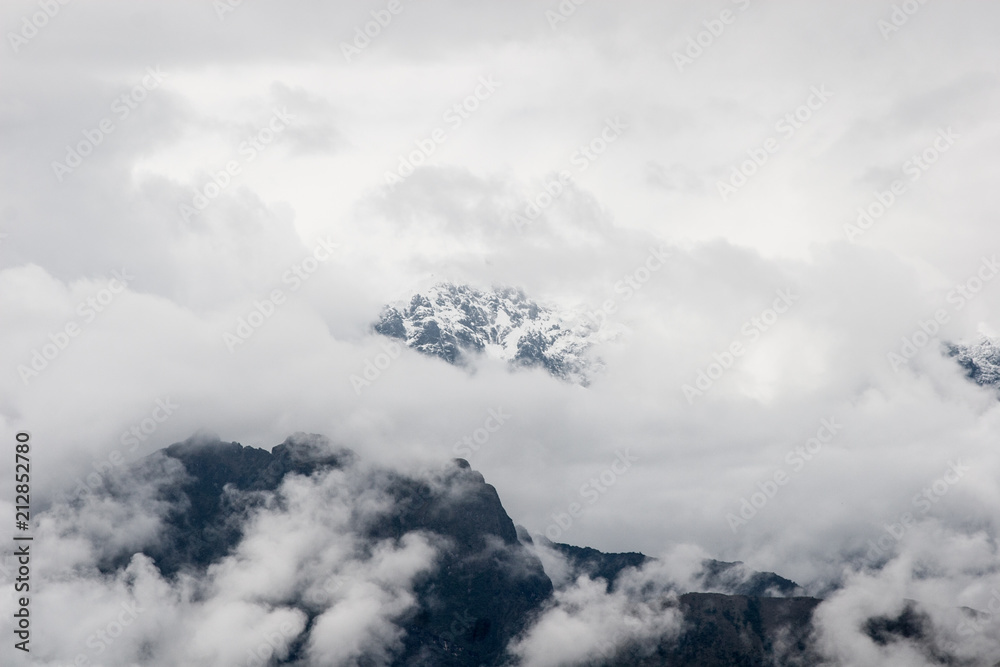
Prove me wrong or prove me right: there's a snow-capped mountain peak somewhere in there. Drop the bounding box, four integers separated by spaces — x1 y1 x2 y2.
946 336 1000 390
373 283 602 384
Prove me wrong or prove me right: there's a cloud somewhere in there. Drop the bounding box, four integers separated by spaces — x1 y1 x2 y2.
4 0 1000 661
811 520 1000 665
0 451 444 666
508 573 682 667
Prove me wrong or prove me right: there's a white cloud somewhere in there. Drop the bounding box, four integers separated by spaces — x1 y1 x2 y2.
4 0 1000 662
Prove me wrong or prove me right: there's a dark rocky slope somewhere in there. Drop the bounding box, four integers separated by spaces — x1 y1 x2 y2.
83 433 829 665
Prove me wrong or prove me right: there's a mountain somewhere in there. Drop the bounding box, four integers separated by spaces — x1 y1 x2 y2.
118 433 553 666
373 283 602 384
537 539 801 597
56 433 967 665
946 337 1000 391
63 432 828 665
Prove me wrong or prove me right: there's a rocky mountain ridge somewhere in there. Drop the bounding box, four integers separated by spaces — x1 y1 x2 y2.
947 337 1000 391
60 433 957 665
374 283 603 385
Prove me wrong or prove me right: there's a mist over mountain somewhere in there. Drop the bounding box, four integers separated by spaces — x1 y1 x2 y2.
5 2 1000 664
374 283 604 385
947 337 1000 393
12 432 989 666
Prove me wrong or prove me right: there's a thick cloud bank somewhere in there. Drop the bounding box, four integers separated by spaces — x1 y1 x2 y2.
3 0 1000 664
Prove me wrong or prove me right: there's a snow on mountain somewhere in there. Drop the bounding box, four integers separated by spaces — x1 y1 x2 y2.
373 283 606 385
945 337 1000 390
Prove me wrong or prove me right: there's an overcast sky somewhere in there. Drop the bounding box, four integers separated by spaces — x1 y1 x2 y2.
3 1 1000 652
